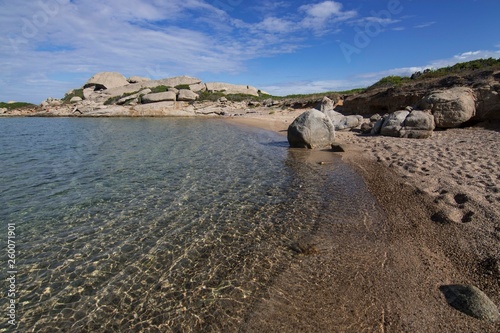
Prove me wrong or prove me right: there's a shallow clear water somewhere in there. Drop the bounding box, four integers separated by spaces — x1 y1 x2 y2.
0 118 373 332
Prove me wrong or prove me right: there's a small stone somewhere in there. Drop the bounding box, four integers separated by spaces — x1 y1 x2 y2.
331 144 347 152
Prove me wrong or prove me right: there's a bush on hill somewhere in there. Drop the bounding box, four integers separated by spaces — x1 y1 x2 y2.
62 89 84 103
0 102 36 110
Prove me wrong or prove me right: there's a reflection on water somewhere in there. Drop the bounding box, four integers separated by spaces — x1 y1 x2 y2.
0 118 372 332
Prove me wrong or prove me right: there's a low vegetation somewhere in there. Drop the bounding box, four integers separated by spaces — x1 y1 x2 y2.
174 84 191 90
0 102 36 110
150 85 171 93
62 89 84 103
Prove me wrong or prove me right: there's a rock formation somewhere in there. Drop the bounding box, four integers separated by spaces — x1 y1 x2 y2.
288 109 335 149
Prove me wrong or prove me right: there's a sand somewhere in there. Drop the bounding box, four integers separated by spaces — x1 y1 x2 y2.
227 112 500 332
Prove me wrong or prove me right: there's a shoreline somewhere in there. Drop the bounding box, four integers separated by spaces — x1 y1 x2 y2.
229 114 500 331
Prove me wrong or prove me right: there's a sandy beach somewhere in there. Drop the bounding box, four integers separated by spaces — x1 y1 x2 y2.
228 111 500 332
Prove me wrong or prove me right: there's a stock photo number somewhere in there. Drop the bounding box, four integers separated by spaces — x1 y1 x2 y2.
6 223 17 326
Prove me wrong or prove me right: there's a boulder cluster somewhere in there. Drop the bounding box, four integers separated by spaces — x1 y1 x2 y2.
288 80 498 148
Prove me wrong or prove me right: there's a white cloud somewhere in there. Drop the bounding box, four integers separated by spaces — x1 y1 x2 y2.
258 17 296 34
300 1 356 22
261 79 371 96
300 1 357 31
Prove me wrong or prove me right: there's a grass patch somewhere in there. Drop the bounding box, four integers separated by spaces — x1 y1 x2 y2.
0 102 36 110
174 84 191 90
369 76 412 89
150 85 171 93
62 89 84 103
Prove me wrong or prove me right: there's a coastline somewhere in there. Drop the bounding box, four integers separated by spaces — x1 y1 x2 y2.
228 114 500 331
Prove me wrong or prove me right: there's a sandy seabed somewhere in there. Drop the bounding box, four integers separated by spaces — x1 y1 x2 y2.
228 111 500 332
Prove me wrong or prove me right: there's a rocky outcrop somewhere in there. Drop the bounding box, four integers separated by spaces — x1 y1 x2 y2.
133 102 196 117
419 87 476 128
401 110 436 138
116 89 151 105
343 88 424 116
372 109 435 138
142 92 177 104
86 76 202 102
325 110 363 131
288 109 335 149
380 111 410 137
70 96 82 103
205 82 259 97
320 96 335 112
189 83 207 92
177 89 199 101
343 70 500 125
474 83 500 121
84 72 129 90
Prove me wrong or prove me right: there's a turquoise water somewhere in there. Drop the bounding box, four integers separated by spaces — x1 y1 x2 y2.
0 118 372 332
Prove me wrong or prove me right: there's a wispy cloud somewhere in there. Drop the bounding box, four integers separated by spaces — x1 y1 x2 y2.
353 17 401 26
414 21 436 29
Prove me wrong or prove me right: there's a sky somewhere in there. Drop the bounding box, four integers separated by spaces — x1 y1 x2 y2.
1 0 500 103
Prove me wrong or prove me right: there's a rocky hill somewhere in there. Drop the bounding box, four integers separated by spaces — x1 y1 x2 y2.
342 59 500 123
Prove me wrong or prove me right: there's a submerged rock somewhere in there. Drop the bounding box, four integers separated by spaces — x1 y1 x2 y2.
440 285 499 322
288 109 335 149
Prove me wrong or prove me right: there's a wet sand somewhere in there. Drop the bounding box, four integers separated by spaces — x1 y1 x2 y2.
228 113 500 332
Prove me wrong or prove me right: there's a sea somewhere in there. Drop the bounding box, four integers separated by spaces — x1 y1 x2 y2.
0 117 373 332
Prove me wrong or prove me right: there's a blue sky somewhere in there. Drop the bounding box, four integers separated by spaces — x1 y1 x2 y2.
1 0 500 103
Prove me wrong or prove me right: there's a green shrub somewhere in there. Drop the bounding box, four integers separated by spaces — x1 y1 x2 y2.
369 76 411 89
0 102 35 110
150 85 171 93
197 91 226 102
62 88 84 103
174 84 191 90
415 57 500 80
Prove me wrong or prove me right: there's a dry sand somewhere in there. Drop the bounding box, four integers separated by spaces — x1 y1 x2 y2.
227 112 500 332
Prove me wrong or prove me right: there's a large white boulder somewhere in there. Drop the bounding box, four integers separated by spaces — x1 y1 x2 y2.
420 87 476 128
177 89 199 101
288 109 335 149
141 92 177 104
84 72 129 90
